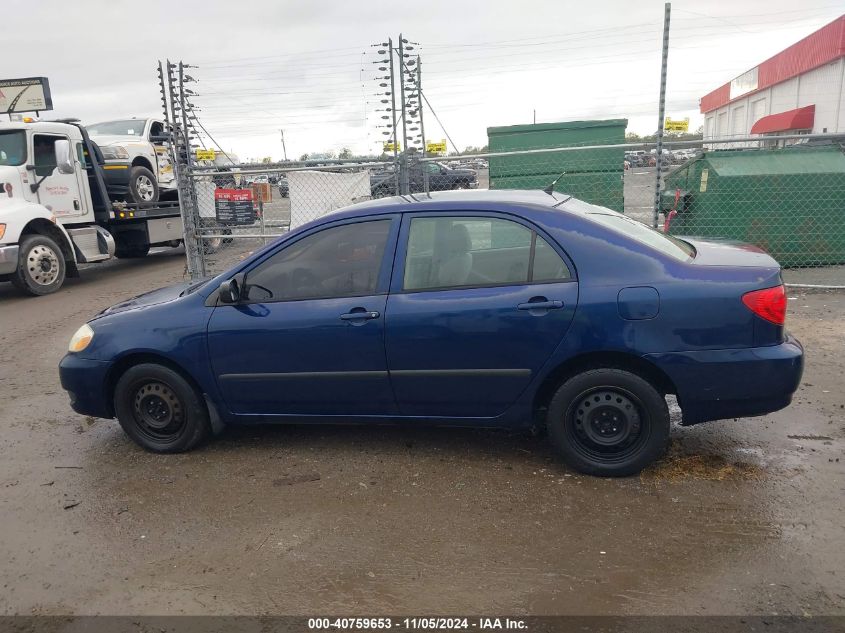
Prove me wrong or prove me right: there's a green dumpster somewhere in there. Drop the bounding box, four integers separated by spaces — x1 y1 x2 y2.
487 119 627 211
662 146 845 267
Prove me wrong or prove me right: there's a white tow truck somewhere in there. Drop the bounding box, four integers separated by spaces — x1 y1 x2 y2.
0 119 184 296
86 117 176 203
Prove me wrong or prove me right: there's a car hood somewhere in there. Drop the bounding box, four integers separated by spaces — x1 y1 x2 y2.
448 168 477 176
682 237 780 268
89 134 145 147
94 279 206 318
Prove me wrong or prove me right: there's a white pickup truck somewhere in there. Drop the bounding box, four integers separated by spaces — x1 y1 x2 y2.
0 119 184 295
86 117 176 203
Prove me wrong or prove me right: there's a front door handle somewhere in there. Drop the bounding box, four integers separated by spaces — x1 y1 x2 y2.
517 299 563 311
340 309 380 322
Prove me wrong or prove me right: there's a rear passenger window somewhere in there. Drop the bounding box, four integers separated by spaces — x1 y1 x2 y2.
403 216 570 291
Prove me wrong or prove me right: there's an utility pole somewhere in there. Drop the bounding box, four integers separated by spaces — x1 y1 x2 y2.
533 109 536 124
653 2 671 229
417 55 429 194
280 129 288 161
398 34 409 195
388 37 399 195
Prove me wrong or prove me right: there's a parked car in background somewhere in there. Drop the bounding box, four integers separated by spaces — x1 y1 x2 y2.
277 174 289 198
60 190 803 477
371 162 477 196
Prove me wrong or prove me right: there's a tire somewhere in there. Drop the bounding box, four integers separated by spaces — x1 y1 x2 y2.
11 234 66 296
114 242 151 259
455 180 470 189
128 165 159 203
113 363 211 453
546 368 669 477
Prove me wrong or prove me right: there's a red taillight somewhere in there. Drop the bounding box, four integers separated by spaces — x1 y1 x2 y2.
742 285 786 325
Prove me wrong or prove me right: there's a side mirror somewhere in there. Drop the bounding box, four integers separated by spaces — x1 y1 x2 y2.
55 140 75 174
218 276 241 304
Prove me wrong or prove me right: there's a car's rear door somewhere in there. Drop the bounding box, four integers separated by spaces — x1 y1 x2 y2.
385 211 578 418
207 215 400 417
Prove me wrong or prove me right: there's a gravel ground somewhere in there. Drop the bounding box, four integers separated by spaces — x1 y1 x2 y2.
0 248 843 616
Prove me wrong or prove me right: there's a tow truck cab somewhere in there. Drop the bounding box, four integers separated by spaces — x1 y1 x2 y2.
0 120 183 296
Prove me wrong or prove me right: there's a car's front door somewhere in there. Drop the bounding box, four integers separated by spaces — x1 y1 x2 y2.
148 121 175 187
207 215 400 418
385 212 578 418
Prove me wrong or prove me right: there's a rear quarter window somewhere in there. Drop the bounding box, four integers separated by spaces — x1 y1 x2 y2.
587 212 695 261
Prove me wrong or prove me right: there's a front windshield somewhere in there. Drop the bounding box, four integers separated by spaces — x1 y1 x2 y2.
0 131 26 166
87 120 146 137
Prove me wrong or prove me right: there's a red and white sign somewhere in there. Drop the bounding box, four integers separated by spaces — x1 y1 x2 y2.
214 188 253 202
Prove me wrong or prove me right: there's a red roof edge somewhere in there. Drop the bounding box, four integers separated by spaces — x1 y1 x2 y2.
750 104 815 134
700 14 845 114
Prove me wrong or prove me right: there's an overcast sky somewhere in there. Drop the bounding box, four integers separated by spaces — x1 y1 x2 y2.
6 0 843 160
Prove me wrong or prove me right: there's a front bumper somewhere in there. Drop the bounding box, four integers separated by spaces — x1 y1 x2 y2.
645 334 804 425
102 162 132 194
0 244 19 275
59 354 114 419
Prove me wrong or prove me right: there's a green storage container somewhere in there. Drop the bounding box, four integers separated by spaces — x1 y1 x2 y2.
487 119 626 211
662 146 845 267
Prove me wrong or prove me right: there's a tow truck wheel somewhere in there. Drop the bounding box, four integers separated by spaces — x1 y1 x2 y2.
128 166 159 204
11 234 66 296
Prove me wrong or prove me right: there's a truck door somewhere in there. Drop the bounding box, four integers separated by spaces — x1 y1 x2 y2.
148 121 175 187
31 134 85 219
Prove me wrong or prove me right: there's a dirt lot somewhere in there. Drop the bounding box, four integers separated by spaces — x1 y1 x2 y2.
0 250 843 617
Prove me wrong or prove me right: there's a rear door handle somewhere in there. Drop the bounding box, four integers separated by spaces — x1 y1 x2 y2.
340 310 380 321
517 300 563 311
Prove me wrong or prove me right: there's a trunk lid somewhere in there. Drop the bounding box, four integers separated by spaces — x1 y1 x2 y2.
683 237 781 269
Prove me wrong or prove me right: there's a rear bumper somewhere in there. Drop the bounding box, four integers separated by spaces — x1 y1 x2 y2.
59 354 114 419
645 334 804 425
0 244 19 275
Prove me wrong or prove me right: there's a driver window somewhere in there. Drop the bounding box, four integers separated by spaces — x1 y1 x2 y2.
33 135 62 178
149 121 164 140
244 219 391 303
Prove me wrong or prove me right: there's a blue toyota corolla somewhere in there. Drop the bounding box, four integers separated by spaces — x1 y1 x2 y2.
59 190 803 476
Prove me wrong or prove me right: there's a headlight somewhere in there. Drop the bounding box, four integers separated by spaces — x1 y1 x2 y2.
100 145 129 160
68 323 94 353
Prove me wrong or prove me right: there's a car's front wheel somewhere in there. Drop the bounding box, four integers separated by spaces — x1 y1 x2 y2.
547 368 669 477
114 363 211 453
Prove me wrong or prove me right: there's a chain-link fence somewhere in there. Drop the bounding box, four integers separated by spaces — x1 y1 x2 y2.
184 158 393 276
179 134 845 287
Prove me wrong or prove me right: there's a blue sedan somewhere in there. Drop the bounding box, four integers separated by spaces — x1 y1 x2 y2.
59 190 803 476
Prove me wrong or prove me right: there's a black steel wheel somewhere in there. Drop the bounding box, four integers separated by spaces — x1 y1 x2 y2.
114 363 211 453
547 368 669 476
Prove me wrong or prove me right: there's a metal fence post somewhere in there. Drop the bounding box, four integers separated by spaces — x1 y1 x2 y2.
652 2 671 229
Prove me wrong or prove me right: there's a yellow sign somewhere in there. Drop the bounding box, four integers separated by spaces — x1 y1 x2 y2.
426 139 447 153
196 149 216 161
383 142 401 152
664 117 690 132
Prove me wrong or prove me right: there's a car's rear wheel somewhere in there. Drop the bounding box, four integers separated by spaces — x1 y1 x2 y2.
547 368 669 477
114 363 211 453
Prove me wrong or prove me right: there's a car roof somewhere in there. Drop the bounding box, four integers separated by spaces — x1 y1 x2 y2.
340 189 573 216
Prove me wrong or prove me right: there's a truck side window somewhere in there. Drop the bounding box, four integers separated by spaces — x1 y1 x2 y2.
149 121 164 140
33 135 60 178
76 143 88 168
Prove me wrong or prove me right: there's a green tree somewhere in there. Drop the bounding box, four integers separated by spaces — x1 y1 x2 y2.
299 153 309 162
338 147 353 160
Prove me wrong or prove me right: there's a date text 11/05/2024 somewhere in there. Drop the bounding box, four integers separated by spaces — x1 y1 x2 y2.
308 617 527 629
